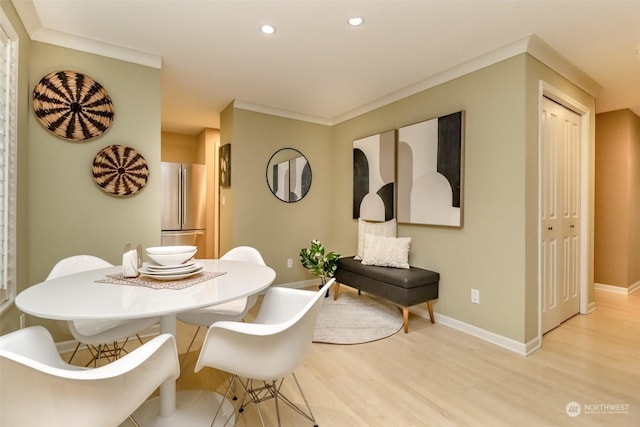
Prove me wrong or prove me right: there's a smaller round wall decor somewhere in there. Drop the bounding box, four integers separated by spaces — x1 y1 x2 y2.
92 145 149 197
32 70 115 141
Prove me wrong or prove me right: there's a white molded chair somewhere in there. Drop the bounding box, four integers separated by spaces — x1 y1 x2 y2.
195 278 335 427
47 255 160 366
177 246 266 360
0 325 179 427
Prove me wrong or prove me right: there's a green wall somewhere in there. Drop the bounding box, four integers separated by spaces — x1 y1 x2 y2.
332 56 529 342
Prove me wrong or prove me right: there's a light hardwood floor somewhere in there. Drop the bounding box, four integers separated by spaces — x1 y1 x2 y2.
64 288 640 426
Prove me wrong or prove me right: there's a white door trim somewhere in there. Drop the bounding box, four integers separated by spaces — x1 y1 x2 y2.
537 81 591 343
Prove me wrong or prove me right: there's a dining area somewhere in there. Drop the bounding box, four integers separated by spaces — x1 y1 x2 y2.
1 245 331 427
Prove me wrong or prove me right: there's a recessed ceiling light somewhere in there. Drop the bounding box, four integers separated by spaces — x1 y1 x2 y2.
260 24 276 35
347 16 364 27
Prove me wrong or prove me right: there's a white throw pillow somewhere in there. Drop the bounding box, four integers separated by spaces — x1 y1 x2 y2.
355 218 397 260
361 234 411 269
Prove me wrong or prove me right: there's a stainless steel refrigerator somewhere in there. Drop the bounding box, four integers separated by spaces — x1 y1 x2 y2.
161 162 206 246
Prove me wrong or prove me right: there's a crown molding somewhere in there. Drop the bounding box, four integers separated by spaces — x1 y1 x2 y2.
525 34 600 97
331 34 601 125
233 100 333 126
331 36 532 124
11 0 161 69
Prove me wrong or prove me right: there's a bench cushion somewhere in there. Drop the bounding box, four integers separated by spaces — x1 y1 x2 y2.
336 256 439 289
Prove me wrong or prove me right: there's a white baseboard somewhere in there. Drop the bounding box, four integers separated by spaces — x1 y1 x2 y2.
409 305 535 356
594 282 640 295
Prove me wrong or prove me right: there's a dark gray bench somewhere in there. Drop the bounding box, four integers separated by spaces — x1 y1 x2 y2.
333 256 439 333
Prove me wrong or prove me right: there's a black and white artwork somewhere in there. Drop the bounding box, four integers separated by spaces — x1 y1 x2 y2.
397 111 464 227
352 130 396 221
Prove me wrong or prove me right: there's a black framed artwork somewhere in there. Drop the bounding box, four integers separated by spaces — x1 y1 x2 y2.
220 143 231 187
397 111 465 227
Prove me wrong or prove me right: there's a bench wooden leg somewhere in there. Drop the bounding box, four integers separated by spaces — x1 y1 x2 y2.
427 300 435 323
333 281 341 300
402 307 409 333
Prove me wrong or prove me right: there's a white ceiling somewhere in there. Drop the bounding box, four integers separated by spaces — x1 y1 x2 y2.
13 0 640 134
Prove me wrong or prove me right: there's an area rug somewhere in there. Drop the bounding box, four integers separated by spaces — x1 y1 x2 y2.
313 290 403 344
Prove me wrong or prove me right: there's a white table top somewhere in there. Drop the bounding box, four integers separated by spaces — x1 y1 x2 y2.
16 259 276 321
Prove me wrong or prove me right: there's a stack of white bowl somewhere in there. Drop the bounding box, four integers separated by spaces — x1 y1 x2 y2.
138 246 203 280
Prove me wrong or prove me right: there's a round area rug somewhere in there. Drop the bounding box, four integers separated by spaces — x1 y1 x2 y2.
313 290 403 344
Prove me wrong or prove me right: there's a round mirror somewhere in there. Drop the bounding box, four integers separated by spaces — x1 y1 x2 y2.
266 148 312 202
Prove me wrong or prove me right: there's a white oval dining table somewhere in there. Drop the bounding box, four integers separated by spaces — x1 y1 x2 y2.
16 258 276 427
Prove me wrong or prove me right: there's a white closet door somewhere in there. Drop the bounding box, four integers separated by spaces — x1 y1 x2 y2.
541 96 581 334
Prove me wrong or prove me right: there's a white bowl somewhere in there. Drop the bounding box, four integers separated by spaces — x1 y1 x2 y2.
146 249 197 266
146 245 197 255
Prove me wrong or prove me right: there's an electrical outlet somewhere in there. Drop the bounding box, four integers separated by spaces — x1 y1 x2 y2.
471 288 480 304
287 258 293 268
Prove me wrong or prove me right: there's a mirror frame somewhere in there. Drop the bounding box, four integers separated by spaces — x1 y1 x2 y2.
266 148 312 202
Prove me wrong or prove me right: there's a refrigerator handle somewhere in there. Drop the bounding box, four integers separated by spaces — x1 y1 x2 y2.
180 166 185 227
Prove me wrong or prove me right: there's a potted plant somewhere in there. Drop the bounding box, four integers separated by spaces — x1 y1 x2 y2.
299 239 340 296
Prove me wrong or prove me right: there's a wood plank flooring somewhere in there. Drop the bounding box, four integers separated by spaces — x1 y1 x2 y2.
64 288 640 426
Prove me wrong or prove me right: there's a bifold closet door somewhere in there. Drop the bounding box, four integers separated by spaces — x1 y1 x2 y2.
540 96 581 334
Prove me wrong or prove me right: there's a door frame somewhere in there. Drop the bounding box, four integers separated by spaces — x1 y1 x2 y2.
537 81 591 342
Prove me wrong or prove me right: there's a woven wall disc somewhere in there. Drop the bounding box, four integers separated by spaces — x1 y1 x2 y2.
33 70 115 141
92 145 149 197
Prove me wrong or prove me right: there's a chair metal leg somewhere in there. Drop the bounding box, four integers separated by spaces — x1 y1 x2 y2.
79 338 130 367
67 342 82 363
135 333 145 345
217 374 317 426
210 375 241 427
290 372 318 426
93 344 104 368
273 379 282 427
180 326 202 367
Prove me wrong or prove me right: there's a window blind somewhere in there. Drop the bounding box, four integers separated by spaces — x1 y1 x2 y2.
0 14 17 306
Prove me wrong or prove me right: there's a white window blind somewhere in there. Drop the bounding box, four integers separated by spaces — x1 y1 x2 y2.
0 11 17 309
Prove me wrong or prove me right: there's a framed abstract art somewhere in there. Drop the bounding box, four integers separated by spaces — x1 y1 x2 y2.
397 111 465 227
352 129 396 221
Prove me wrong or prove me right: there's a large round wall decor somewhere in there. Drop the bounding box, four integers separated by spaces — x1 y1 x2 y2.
92 145 149 197
32 70 115 141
